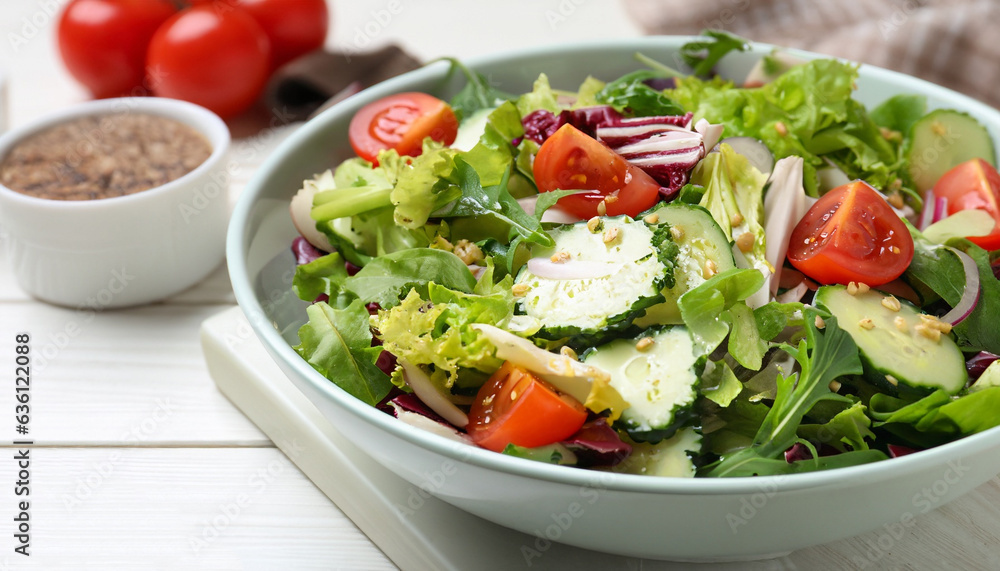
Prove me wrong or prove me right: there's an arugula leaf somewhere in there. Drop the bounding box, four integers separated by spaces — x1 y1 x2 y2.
679 29 750 77
442 57 515 121
870 387 1000 448
595 70 685 117
293 299 393 406
705 309 861 477
798 401 874 453
436 157 554 247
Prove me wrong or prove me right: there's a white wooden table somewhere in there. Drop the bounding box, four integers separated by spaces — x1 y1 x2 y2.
3 2 1000 569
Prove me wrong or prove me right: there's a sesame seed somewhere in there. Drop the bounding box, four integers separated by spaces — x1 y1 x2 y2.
550 251 571 263
914 323 941 342
635 337 654 351
847 282 859 295
858 318 875 330
605 195 619 204
512 283 529 297
597 200 607 216
559 346 578 360
587 216 602 233
857 282 870 294
887 192 904 209
885 374 899 387
643 213 659 224
829 380 842 392
670 225 684 241
703 259 719 279
881 295 901 312
775 121 788 136
815 315 826 330
603 227 620 244
894 316 908 332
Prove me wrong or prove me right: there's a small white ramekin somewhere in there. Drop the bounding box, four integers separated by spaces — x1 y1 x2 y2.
0 97 230 308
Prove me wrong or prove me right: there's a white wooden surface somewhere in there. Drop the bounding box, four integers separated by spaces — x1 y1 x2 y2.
2 2 1000 569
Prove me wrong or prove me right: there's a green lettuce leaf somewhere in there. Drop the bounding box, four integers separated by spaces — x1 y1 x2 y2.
692 144 769 275
342 248 476 308
372 278 514 387
678 268 765 368
293 299 393 406
871 387 1000 443
595 70 685 117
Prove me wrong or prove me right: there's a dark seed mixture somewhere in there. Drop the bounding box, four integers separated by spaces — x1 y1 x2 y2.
0 113 213 201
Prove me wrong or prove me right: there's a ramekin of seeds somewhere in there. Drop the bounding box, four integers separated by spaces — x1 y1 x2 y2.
0 97 230 307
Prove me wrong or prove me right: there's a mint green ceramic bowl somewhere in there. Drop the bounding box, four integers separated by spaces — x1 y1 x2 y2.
227 37 1000 561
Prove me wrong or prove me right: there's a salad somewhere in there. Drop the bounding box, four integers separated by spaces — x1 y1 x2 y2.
286 32 1000 478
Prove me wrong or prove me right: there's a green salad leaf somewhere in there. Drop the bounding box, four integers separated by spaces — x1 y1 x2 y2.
294 299 393 406
679 29 750 77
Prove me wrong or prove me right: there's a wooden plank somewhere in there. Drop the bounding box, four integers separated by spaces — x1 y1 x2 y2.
0 447 396 569
0 303 268 445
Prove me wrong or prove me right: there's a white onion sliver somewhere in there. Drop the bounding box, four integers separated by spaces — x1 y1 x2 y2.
918 189 936 231
390 405 474 445
399 359 469 428
776 280 810 304
526 257 622 280
940 246 981 326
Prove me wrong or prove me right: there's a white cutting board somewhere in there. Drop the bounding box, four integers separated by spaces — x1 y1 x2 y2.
201 306 665 571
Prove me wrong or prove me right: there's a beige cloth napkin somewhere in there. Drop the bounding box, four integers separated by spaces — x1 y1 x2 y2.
623 0 1000 109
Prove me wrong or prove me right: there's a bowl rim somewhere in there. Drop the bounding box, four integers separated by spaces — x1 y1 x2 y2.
0 96 230 209
228 36 1000 495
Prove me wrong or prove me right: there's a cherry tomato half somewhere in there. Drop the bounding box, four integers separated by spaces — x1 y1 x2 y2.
147 5 271 118
533 124 662 220
348 93 459 163
57 0 178 98
787 180 914 286
933 158 1000 251
467 362 588 453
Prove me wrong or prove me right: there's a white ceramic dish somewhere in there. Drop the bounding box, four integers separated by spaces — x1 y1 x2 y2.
227 38 1000 561
0 97 229 308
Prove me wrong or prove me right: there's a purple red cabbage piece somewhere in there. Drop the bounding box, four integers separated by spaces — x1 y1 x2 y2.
967 351 999 381
521 106 702 200
783 442 841 463
561 417 632 467
291 236 327 265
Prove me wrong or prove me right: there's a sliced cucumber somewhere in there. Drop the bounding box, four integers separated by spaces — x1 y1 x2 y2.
617 428 701 477
583 327 702 443
514 215 673 343
814 285 967 395
634 203 735 327
906 109 996 193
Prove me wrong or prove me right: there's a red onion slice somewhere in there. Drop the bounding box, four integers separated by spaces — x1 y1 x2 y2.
932 196 949 225
940 246 981 326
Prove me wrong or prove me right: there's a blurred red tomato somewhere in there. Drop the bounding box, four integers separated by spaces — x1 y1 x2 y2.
187 0 329 68
146 6 271 118
57 0 178 98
